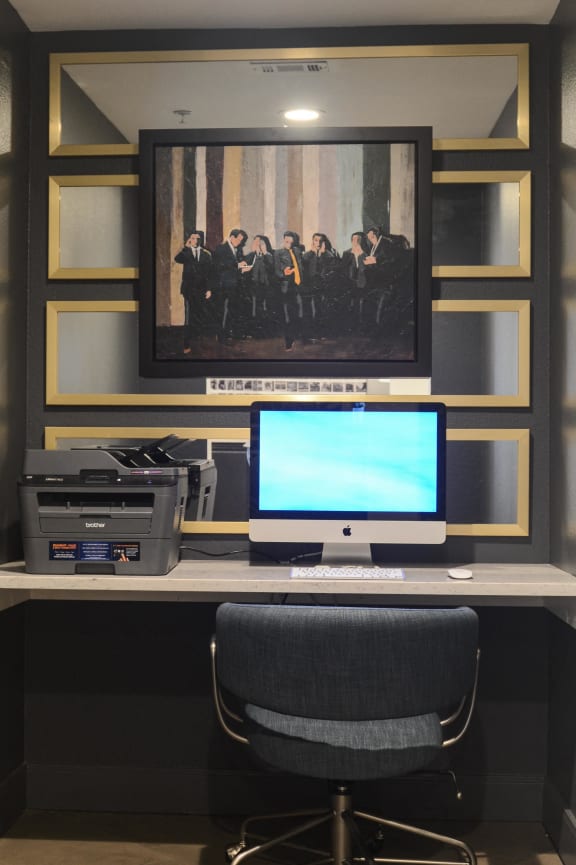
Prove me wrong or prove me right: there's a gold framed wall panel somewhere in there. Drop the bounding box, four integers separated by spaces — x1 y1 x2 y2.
48 175 139 280
446 428 530 537
432 170 531 278
45 299 530 408
49 43 529 156
44 426 530 537
48 171 532 283
432 299 530 407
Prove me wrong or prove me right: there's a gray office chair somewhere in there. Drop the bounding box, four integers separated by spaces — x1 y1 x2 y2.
211 603 480 865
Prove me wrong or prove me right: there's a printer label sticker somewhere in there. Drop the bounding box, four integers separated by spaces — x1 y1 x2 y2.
49 542 80 561
49 541 141 562
112 543 140 562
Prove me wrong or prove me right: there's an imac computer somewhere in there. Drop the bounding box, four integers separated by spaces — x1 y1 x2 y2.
249 401 446 567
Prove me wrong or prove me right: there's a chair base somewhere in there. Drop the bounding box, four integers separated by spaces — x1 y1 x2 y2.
226 786 477 865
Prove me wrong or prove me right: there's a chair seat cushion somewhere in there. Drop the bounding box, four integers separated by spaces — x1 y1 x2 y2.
245 703 442 780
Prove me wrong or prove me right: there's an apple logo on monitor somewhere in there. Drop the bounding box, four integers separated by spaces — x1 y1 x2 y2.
343 526 352 537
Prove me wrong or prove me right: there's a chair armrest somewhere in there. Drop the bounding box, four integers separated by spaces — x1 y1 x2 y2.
210 636 249 745
441 648 480 748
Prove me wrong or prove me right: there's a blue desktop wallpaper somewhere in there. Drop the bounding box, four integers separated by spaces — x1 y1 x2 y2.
259 410 439 513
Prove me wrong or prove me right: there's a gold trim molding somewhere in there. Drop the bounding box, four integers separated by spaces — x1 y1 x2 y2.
44 426 530 538
48 170 532 282
49 43 530 156
48 175 139 280
45 299 530 408
432 170 531 278
432 299 530 407
446 428 530 537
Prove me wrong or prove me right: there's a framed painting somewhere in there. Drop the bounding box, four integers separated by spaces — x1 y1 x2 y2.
139 126 432 379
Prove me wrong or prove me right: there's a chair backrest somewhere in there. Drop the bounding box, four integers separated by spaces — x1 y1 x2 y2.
215 604 479 721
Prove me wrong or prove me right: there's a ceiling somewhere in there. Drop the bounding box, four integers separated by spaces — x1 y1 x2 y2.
19 0 560 146
8 0 562 32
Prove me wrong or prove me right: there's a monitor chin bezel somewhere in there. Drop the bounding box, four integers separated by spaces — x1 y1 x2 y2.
249 518 447 546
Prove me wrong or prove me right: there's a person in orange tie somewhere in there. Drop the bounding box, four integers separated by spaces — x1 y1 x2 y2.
273 230 303 351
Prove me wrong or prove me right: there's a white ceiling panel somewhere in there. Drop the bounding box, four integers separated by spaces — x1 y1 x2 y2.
9 0 562 32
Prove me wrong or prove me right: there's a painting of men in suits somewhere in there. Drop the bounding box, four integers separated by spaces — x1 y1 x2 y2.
152 137 424 368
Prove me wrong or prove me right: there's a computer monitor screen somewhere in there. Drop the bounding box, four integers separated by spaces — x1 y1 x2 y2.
249 401 446 564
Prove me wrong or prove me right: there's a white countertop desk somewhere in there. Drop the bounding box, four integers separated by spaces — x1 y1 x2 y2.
1 561 576 627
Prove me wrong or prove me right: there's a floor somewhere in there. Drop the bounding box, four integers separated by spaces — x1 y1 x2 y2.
0 811 563 865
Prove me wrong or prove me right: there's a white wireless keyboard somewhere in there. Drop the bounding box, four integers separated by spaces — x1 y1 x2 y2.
290 565 405 580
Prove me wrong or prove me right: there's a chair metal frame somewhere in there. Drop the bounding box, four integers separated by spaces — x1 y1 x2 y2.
210 635 480 865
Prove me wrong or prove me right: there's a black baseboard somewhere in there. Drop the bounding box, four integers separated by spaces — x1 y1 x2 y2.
27 765 544 822
0 764 26 836
543 781 576 865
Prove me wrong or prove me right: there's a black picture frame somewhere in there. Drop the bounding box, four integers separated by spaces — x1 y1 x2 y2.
138 126 432 379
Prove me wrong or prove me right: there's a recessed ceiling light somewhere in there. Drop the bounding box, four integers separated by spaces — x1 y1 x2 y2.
283 108 321 122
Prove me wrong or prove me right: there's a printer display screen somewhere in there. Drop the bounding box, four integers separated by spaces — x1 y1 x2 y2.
49 541 141 562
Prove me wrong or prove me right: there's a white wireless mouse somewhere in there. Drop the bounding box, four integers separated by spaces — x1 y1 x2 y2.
447 567 473 580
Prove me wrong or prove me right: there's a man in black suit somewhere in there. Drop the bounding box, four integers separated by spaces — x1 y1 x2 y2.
211 228 248 340
363 226 413 334
174 230 214 353
302 232 339 341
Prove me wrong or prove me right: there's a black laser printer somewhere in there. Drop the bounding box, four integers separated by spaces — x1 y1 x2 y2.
19 436 217 575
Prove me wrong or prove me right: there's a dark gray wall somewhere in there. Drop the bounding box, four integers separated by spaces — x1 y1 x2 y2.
548 1 576 861
0 605 25 833
551 0 576 570
545 614 576 864
0 0 28 834
26 24 551 566
0 0 27 563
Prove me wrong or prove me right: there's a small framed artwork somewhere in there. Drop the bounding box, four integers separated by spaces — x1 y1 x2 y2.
138 126 432 379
